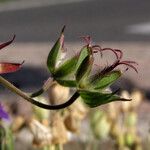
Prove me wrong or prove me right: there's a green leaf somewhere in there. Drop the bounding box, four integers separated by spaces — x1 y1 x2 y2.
54 55 78 78
76 55 93 87
75 46 90 71
79 90 130 107
56 79 77 87
90 70 122 90
47 27 65 74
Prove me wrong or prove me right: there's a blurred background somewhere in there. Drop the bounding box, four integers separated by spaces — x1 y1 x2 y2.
0 0 150 149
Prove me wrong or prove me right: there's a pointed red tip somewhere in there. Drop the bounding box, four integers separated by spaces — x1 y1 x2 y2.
0 35 16 50
61 25 66 33
0 61 24 74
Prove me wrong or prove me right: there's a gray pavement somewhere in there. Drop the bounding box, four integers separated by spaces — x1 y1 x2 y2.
0 0 150 42
0 0 87 12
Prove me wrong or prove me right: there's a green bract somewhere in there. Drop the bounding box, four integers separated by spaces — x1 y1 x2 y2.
46 29 91 88
33 27 135 108
47 27 65 74
76 54 93 87
79 90 129 107
0 27 137 111
89 70 122 90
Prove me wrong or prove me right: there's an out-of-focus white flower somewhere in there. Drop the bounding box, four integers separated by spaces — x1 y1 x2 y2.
48 82 70 105
29 119 52 147
121 90 143 112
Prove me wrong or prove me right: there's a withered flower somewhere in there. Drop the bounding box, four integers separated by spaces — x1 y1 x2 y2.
0 35 23 74
0 36 23 120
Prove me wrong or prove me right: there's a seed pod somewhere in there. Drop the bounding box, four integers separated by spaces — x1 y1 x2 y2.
107 103 120 121
64 99 87 133
11 116 25 132
125 111 137 128
121 91 131 112
64 113 80 133
125 132 135 147
50 113 68 144
131 90 143 109
69 98 88 120
29 119 52 147
110 123 121 139
48 82 70 105
116 133 125 149
91 110 110 139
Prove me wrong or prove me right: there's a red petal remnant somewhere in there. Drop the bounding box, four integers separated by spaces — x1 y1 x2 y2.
113 49 123 60
0 61 24 74
99 49 138 74
118 61 138 73
81 36 138 73
60 26 65 52
101 48 121 59
81 36 122 59
0 35 16 50
81 36 103 56
0 35 24 74
81 35 92 46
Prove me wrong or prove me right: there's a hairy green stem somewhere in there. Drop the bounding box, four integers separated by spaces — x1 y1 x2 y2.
30 77 53 97
0 76 79 110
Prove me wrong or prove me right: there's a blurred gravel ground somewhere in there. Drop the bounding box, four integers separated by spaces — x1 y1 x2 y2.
0 42 150 141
